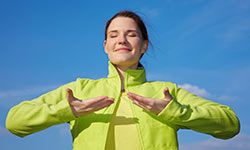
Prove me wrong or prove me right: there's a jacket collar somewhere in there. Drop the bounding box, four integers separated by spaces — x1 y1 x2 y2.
107 61 146 86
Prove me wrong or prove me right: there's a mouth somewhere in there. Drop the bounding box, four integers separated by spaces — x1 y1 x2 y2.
115 48 132 52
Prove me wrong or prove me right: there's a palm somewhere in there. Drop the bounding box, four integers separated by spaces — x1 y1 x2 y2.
127 88 173 114
66 88 114 117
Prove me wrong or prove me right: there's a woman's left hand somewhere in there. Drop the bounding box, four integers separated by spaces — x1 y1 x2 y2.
127 88 173 115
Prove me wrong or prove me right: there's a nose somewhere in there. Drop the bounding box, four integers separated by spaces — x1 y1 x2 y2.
117 35 127 45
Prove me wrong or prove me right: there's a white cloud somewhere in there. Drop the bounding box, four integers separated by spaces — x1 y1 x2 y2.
0 84 60 108
180 134 250 150
0 85 59 99
178 83 237 102
178 83 210 98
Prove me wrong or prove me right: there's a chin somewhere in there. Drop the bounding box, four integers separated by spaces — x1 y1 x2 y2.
112 57 132 63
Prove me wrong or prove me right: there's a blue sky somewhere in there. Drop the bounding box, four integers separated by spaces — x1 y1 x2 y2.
0 0 250 149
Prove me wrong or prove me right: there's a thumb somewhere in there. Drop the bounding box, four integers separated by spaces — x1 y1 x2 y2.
66 88 75 103
163 88 173 101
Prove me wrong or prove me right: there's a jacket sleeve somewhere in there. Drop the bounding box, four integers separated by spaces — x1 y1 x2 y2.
157 83 240 139
5 81 78 137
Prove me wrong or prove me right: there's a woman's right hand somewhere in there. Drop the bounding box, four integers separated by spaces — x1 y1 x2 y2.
66 88 114 117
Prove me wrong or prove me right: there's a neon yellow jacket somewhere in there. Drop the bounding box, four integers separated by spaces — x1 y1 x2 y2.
6 62 240 150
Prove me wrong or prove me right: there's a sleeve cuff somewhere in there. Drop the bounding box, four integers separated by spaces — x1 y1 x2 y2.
157 98 183 123
55 99 77 122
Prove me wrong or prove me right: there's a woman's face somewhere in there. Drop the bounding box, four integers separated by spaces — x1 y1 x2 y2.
104 17 148 69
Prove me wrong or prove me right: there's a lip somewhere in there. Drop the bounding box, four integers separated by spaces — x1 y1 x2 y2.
115 48 131 51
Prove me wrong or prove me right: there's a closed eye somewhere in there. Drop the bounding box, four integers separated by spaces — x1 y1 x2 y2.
109 34 118 38
128 33 137 37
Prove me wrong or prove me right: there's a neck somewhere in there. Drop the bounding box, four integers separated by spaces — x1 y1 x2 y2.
115 63 139 92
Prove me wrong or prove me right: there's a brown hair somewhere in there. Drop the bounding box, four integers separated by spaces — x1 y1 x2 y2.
104 10 148 42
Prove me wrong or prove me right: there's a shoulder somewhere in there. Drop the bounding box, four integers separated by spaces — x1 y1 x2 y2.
76 77 108 84
74 77 109 88
144 80 178 89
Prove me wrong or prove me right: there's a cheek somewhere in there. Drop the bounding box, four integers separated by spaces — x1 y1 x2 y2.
105 40 115 51
131 38 143 47
133 41 144 52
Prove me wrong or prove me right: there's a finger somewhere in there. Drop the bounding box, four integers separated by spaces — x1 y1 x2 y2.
70 96 112 108
69 99 84 106
163 88 173 100
89 98 114 108
131 99 150 111
127 92 153 107
127 92 148 103
127 93 150 108
66 88 75 103
89 98 114 111
85 96 110 106
78 98 114 114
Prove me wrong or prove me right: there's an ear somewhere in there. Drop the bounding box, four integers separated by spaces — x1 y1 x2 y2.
103 40 108 54
141 40 148 54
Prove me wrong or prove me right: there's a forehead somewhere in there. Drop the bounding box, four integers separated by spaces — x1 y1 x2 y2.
107 17 139 32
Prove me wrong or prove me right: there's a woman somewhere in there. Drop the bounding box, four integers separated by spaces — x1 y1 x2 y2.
6 10 240 150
